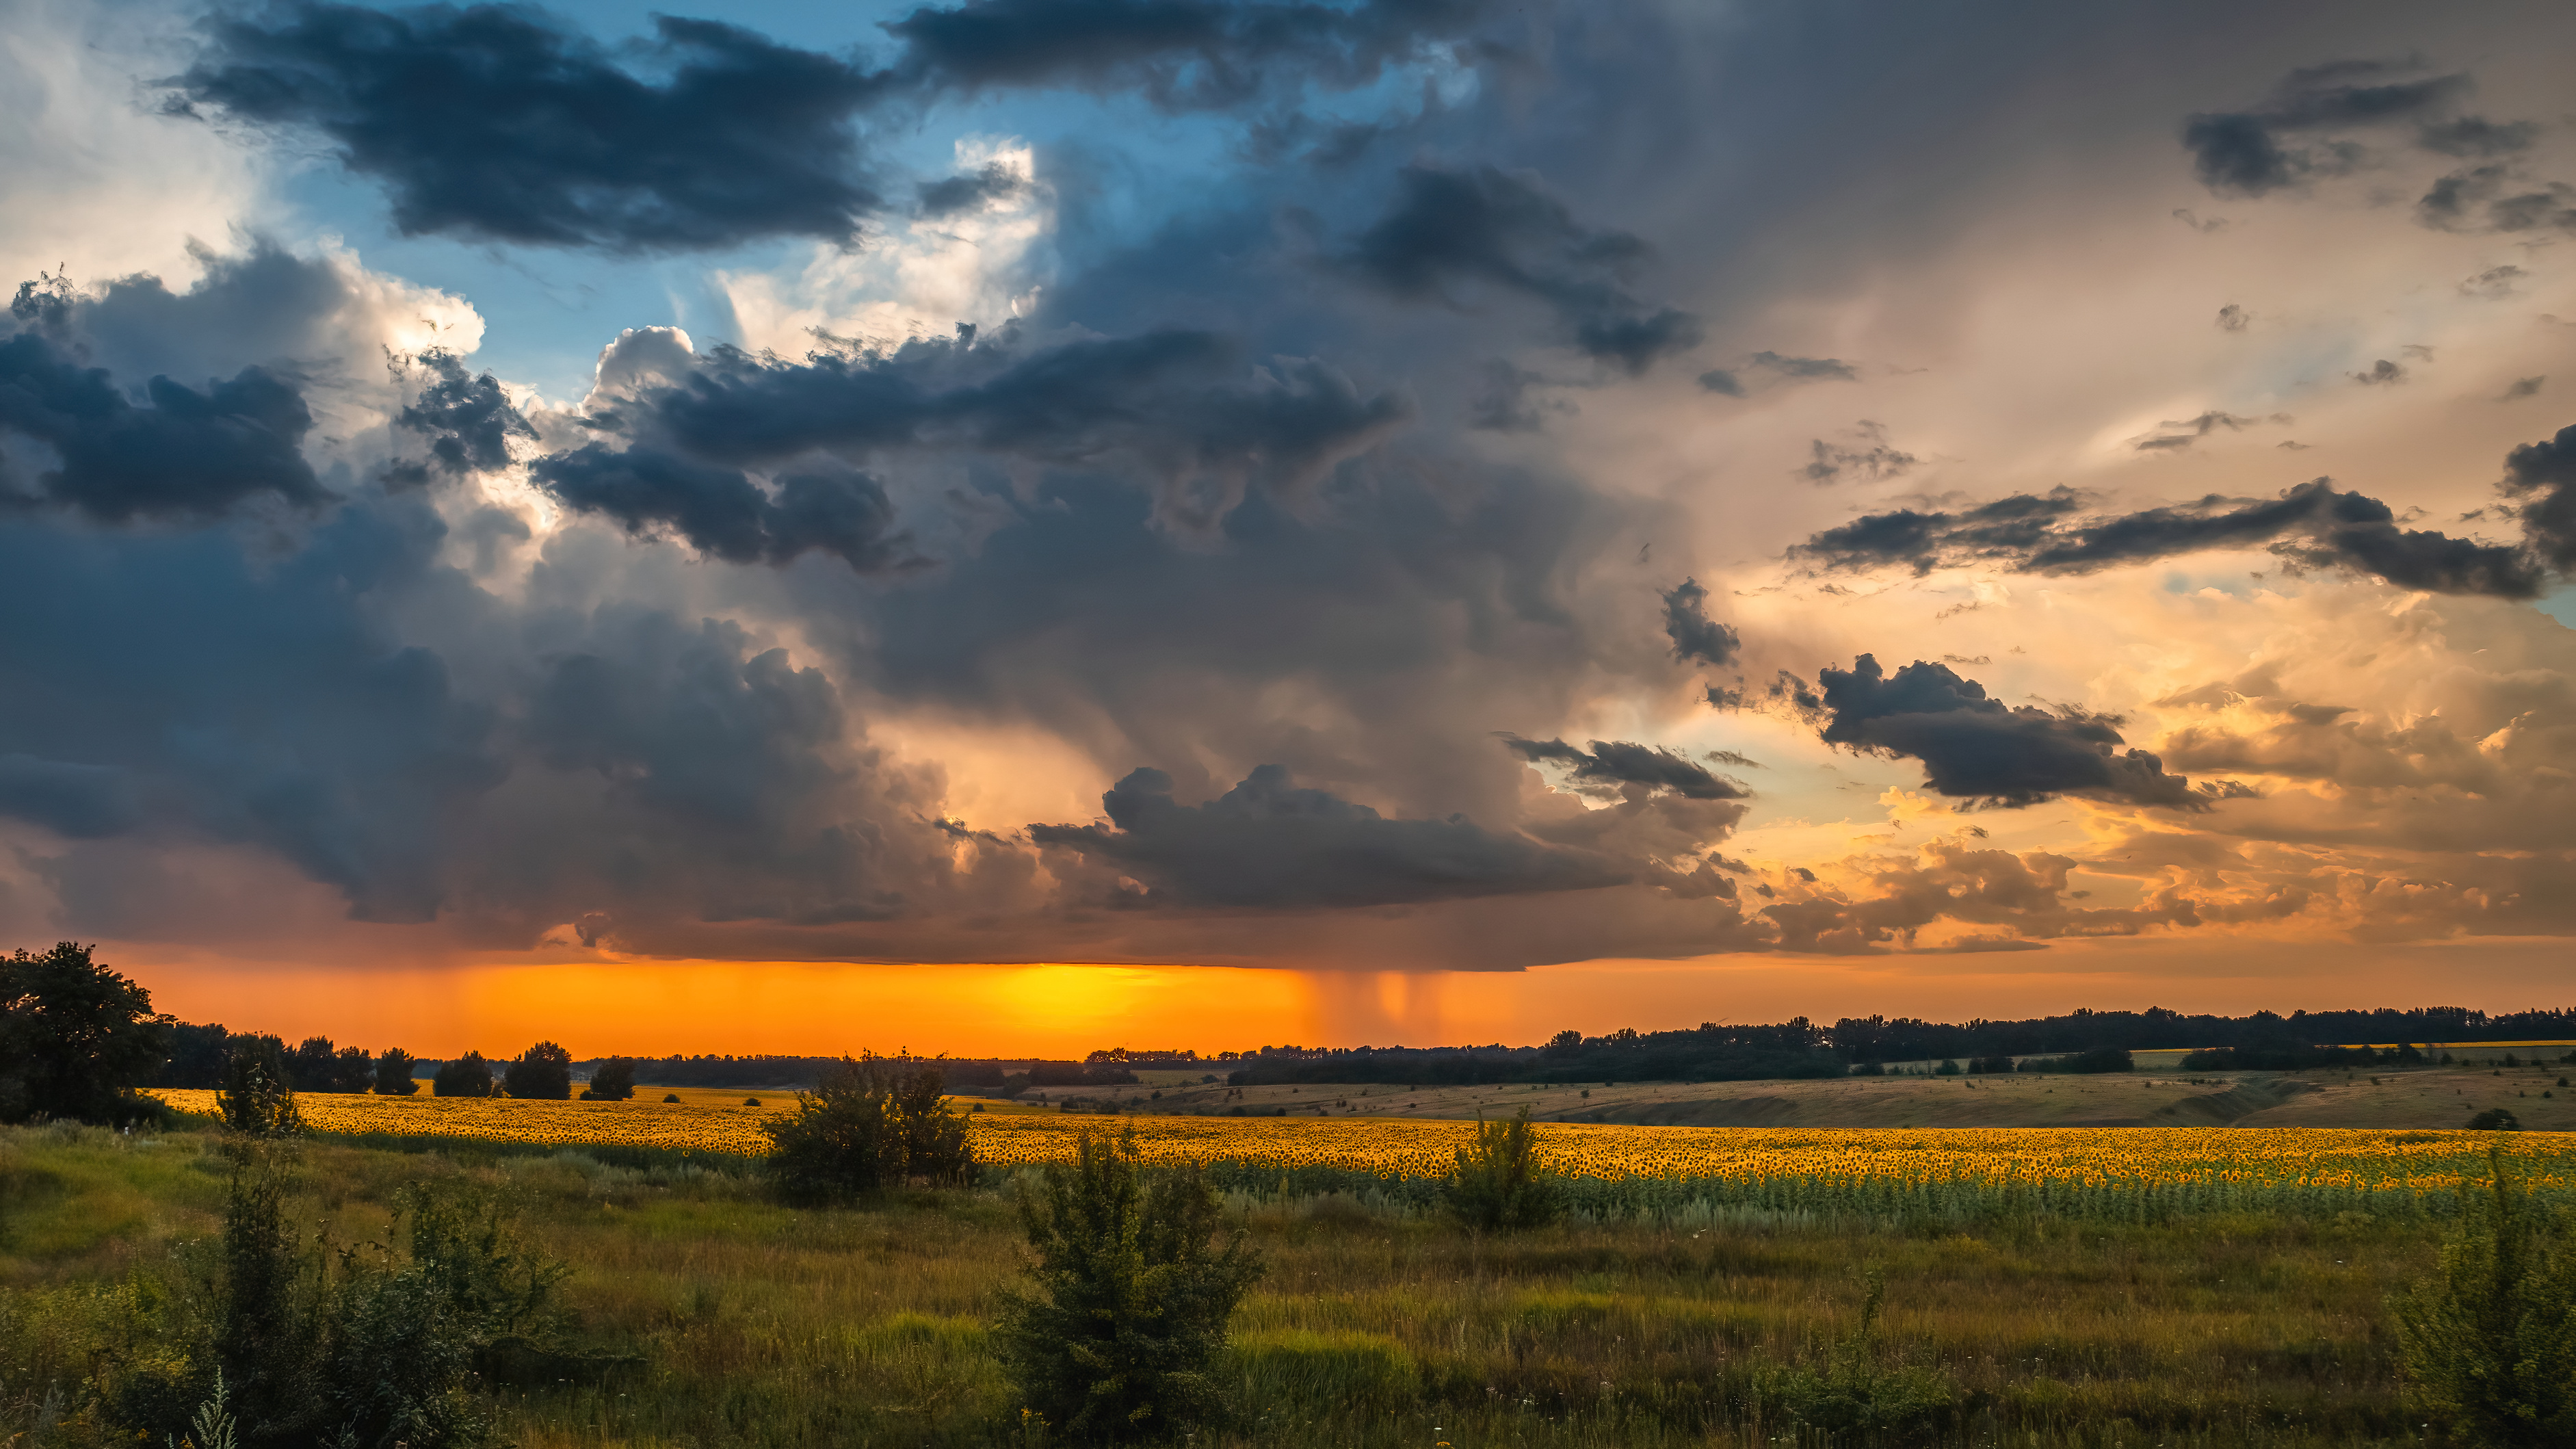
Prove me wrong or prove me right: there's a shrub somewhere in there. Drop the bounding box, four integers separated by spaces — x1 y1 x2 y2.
503 1042 573 1100
762 1055 976 1201
434 1052 494 1097
1765 1267 1956 1442
0 941 172 1125
2391 1149 2576 1446
374 1048 421 1096
216 1036 305 1137
2469 1108 2523 1130
580 1057 636 1101
1445 1107 1560 1233
994 1130 1263 1442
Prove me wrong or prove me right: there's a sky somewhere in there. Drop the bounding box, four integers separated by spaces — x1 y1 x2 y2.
3 0 2574 1057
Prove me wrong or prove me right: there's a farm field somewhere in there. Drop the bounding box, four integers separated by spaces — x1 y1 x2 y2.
146 1088 2576 1224
1021 1061 2576 1131
0 1119 2530 1448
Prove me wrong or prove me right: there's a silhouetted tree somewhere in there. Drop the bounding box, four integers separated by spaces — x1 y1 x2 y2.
763 1054 975 1201
375 1047 422 1096
217 1035 304 1137
434 1052 494 1098
503 1042 573 1100
156 1021 233 1088
0 941 172 1125
579 1057 636 1101
995 1130 1263 1442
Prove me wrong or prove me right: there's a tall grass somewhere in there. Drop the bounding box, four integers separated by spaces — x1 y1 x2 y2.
0 1123 2472 1446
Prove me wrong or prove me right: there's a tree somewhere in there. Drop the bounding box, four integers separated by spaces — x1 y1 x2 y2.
2391 1149 2576 1446
762 1054 976 1201
503 1042 573 1100
216 1035 305 1137
0 941 173 1125
1446 1107 1560 1232
579 1057 636 1101
434 1052 494 1097
375 1047 422 1096
994 1130 1263 1442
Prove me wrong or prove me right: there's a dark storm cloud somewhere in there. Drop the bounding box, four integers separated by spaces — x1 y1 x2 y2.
1340 163 1703 373
1795 655 2202 809
529 447 919 574
1027 764 1624 909
1497 735 1744 800
916 162 1025 218
879 0 1502 109
603 326 1410 531
0 755 142 839
391 349 535 481
2183 61 2470 197
0 330 326 521
170 0 1514 253
1659 577 1739 667
170 6 889 252
1791 478 2549 599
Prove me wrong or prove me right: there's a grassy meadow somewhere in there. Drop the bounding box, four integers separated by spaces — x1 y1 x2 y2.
5 1093 2569 1447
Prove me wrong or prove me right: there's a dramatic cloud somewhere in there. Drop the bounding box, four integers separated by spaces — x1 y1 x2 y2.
602 326 1410 532
391 350 534 481
2501 423 2576 567
1659 577 1739 667
2182 60 2471 196
879 0 1503 107
916 162 1025 218
1791 475 2551 599
529 447 919 574
1340 163 1703 372
1791 655 2204 809
170 7 890 252
1027 765 1624 908
1497 735 1744 800
0 329 324 521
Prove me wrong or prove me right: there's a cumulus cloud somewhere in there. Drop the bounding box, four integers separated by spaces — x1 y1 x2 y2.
390 350 535 481
1790 654 2205 809
529 447 920 574
1027 764 1625 908
1339 163 1703 372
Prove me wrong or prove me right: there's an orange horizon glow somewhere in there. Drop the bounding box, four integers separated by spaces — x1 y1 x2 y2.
105 934 2576 1061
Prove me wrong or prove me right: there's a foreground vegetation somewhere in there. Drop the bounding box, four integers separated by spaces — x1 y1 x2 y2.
3 1119 2570 1447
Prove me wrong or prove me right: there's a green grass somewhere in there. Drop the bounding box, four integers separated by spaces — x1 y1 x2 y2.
0 1122 2475 1446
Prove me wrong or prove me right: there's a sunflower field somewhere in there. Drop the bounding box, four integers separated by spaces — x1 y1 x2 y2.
148 1088 2575 1223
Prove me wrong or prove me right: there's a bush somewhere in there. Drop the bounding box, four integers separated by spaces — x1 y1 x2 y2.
994 1130 1263 1441
503 1042 573 1100
434 1052 494 1097
2392 1149 2576 1446
1446 1108 1560 1233
0 941 172 1125
374 1048 421 1097
216 1036 305 1137
762 1055 976 1201
2469 1108 2523 1131
1765 1267 1956 1443
579 1058 635 1101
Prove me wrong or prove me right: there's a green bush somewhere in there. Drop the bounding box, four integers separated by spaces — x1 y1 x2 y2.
1445 1107 1560 1233
762 1055 975 1202
215 1039 304 1138
1764 1268 1956 1443
994 1130 1263 1443
2391 1149 2576 1446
